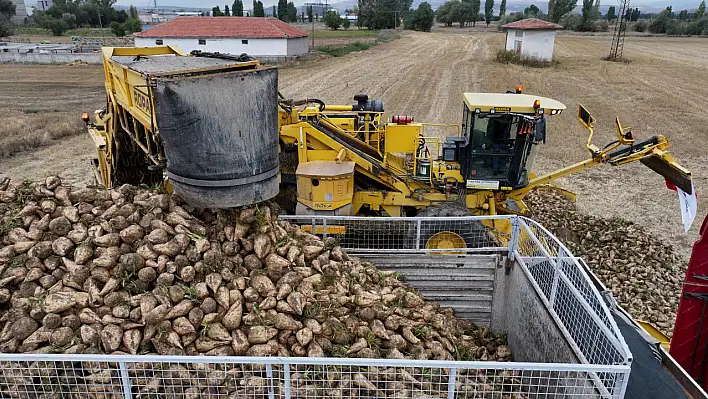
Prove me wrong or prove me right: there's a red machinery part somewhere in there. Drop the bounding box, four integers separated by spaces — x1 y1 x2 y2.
670 215 708 388
392 115 413 124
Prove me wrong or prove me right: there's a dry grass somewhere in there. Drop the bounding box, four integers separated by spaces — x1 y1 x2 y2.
0 64 105 159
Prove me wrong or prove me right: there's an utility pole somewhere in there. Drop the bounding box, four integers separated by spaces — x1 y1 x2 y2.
311 13 315 49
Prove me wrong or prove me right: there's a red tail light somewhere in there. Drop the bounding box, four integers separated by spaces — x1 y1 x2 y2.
392 115 413 124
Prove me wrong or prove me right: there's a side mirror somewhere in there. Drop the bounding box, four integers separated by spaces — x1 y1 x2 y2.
577 104 600 155
577 104 595 129
615 117 635 145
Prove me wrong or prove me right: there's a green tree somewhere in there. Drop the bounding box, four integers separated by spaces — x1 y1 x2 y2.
524 4 539 17
484 0 493 25
696 0 706 19
547 0 577 22
224 5 230 15
212 6 224 16
286 1 297 21
678 9 688 20
606 5 615 20
42 17 69 35
342 17 351 28
129 5 138 19
307 5 313 21
0 0 16 37
648 9 670 32
435 0 458 26
324 9 342 29
581 0 594 21
125 17 141 32
576 0 597 30
60 12 76 28
470 0 481 26
592 0 600 19
358 0 414 29
232 0 241 16
409 1 434 31
110 20 125 36
277 0 287 20
499 0 506 16
272 5 276 17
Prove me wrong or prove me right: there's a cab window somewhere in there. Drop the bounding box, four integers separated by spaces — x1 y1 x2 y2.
467 113 520 179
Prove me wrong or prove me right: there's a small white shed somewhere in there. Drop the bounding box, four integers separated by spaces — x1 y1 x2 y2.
501 18 563 61
134 17 309 58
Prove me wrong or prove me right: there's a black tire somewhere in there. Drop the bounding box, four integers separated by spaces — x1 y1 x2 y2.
408 202 491 251
273 183 298 214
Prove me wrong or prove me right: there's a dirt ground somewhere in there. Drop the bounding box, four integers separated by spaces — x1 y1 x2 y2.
0 64 104 160
1 31 705 258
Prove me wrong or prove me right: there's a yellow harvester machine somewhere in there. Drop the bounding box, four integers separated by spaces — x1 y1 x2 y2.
84 46 693 249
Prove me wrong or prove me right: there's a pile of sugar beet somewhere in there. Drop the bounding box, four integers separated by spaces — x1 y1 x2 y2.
0 176 512 363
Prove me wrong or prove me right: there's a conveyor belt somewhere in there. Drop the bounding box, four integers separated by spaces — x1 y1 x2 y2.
613 310 689 399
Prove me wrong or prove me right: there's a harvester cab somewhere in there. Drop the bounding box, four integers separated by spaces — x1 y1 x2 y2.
445 92 566 192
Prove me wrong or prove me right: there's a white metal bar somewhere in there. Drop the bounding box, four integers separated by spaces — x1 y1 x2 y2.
118 361 132 399
345 246 506 254
415 219 421 250
447 367 457 399
0 353 631 372
507 216 521 254
549 246 565 306
322 218 327 238
284 363 291 399
519 221 555 260
266 364 275 399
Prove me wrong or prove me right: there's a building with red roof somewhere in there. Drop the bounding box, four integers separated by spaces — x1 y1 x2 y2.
134 17 309 58
501 18 563 61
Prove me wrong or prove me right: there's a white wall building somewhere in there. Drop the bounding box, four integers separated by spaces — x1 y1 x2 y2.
134 16 309 57
11 0 28 24
36 0 53 12
502 18 563 61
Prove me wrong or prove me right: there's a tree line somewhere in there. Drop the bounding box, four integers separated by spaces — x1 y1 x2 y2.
211 0 297 21
31 0 142 36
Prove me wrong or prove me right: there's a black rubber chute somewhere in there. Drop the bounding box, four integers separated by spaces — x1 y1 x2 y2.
154 67 280 208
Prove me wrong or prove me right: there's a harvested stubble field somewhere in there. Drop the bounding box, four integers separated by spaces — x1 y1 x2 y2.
0 32 706 332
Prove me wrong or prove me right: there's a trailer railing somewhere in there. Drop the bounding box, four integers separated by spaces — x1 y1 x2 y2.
0 354 629 399
280 214 633 397
0 215 632 398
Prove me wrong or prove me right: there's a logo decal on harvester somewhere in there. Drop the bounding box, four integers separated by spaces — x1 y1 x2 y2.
495 107 511 112
133 89 151 115
466 180 500 190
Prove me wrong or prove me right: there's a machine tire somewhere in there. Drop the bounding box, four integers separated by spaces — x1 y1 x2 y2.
408 203 490 252
273 183 298 214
